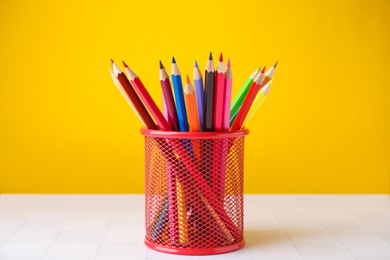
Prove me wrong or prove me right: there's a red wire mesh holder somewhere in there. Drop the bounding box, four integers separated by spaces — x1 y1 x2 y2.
141 129 248 255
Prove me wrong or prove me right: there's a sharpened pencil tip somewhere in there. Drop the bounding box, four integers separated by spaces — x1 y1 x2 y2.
186 75 190 83
122 60 128 68
110 58 114 64
194 60 198 68
209 52 213 60
219 53 223 62
172 57 176 63
261 66 266 73
159 60 164 69
227 59 231 68
274 61 278 68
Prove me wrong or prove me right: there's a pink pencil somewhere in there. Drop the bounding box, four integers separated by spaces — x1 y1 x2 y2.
223 59 233 131
123 61 172 131
213 53 226 131
216 59 233 202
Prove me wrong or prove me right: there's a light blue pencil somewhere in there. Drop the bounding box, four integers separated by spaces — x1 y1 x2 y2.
193 60 205 131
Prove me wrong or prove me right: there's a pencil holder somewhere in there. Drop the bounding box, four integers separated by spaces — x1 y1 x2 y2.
141 129 248 255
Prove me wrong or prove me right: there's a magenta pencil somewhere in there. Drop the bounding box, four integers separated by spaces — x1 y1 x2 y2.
160 61 180 131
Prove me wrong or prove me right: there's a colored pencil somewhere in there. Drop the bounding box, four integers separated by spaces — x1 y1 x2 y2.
176 180 189 244
171 57 189 132
223 59 233 131
160 61 180 131
204 52 215 131
216 59 233 202
150 200 169 240
229 68 260 126
230 70 266 131
109 69 144 125
262 61 278 86
184 75 202 166
184 75 200 132
162 94 168 120
242 78 274 128
123 61 171 131
213 53 226 131
193 60 205 131
161 85 180 244
111 60 157 130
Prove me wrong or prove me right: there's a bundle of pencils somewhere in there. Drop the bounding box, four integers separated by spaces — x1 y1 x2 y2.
109 52 278 247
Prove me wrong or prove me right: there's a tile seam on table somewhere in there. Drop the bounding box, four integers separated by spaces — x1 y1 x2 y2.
37 204 73 259
268 208 303 259
87 208 114 260
308 210 356 259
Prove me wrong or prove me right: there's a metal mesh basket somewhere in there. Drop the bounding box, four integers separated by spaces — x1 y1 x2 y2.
142 129 248 255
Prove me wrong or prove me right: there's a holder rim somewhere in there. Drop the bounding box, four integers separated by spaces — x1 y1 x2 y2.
144 239 245 255
140 128 249 139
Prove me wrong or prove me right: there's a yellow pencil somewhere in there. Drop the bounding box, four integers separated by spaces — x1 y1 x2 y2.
242 78 274 128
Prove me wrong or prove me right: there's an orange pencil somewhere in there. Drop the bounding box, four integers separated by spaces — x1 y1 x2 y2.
184 75 200 132
262 61 278 86
184 75 201 165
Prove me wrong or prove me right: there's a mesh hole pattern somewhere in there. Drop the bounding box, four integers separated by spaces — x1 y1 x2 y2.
144 135 245 249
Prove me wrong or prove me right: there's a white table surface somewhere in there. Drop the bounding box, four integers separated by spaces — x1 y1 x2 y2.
0 195 389 259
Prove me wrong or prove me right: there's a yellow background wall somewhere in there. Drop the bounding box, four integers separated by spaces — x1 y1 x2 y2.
0 0 389 193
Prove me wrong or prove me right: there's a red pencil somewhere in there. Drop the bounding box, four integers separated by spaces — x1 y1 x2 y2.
123 61 172 131
230 67 266 131
213 53 226 131
111 60 157 130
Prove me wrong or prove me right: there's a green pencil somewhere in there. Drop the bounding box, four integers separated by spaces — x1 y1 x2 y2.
229 67 260 126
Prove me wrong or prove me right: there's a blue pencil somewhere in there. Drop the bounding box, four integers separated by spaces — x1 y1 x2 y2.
150 200 169 240
171 57 189 132
193 60 205 131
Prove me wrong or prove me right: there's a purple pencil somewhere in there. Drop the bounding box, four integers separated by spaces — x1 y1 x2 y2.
193 60 205 131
